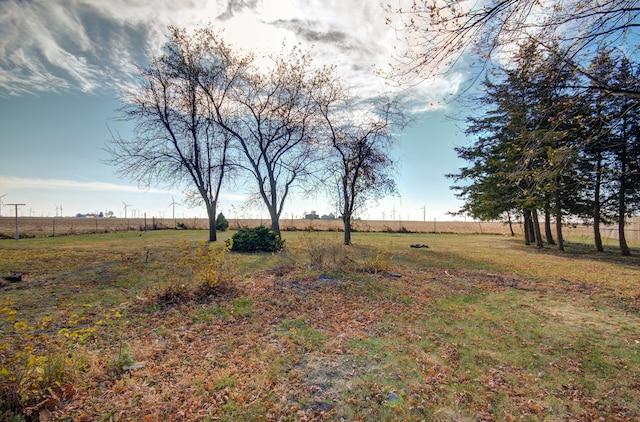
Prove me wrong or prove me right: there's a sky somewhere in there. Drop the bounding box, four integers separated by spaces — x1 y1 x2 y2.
0 0 470 222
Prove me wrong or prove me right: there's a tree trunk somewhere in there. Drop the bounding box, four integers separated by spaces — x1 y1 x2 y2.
506 211 515 236
206 201 217 242
593 156 604 252
544 208 555 245
523 211 532 245
531 210 543 248
618 184 631 255
555 216 564 251
554 198 564 252
618 139 631 256
593 212 603 252
268 208 281 238
619 212 630 256
343 215 352 245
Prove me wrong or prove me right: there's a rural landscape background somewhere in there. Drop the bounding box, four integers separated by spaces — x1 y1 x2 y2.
2 217 640 244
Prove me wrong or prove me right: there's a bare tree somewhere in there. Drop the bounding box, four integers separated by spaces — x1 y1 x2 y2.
106 27 235 242
387 0 640 98
109 26 374 240
210 45 332 237
318 83 403 245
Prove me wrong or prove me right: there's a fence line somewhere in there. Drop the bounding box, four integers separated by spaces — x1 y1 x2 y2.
1 216 639 244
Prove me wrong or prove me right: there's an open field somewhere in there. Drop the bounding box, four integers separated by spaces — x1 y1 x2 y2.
1 230 640 420
2 216 640 243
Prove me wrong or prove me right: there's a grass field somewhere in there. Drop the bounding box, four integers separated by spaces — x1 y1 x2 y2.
1 230 640 421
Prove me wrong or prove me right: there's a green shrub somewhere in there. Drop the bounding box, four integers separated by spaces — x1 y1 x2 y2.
226 225 284 252
216 213 229 231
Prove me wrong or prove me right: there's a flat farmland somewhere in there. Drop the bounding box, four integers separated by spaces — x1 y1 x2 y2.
2 216 638 242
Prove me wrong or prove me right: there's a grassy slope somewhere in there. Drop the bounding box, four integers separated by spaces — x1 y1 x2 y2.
1 231 639 421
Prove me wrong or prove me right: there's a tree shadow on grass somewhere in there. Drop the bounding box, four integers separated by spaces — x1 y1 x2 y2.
518 240 640 268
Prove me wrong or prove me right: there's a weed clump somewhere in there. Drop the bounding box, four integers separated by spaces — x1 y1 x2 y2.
0 342 78 418
295 232 350 270
108 345 135 372
360 249 393 274
156 239 238 305
226 225 284 252
182 239 238 292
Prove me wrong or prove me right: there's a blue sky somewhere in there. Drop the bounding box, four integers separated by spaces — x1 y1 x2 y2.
0 0 468 221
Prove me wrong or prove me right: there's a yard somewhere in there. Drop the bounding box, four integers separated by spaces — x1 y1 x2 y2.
1 230 640 421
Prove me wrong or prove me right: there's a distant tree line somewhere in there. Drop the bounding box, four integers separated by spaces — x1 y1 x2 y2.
448 43 640 255
107 26 404 245
75 211 115 218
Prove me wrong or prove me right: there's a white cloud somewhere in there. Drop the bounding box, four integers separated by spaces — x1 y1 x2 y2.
0 0 460 109
0 176 169 194
0 176 247 203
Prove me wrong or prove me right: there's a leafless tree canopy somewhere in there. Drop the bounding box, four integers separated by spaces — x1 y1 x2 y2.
214 45 335 236
108 26 402 239
388 0 640 97
317 79 405 244
106 27 235 241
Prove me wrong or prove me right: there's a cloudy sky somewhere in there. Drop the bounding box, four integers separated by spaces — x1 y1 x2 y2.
0 0 468 221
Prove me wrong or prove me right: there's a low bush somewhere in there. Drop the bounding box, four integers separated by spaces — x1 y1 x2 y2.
156 239 238 304
176 239 238 293
226 225 284 252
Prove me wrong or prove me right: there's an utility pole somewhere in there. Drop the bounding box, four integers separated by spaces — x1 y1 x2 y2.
421 203 426 222
8 203 26 240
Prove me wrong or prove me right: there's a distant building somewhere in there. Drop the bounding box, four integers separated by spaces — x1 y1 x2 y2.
304 211 319 220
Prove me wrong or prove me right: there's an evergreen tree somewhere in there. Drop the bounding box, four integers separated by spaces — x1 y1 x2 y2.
609 58 640 255
215 212 229 231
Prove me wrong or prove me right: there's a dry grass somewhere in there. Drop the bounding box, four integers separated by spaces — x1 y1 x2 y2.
1 230 640 420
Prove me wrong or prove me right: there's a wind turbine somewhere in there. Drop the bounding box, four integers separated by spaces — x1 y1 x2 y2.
168 196 178 228
0 194 6 217
55 204 63 217
122 202 131 219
